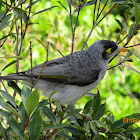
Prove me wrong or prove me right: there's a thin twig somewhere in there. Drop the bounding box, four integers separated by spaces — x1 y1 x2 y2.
18 0 32 56
109 53 119 64
96 0 101 22
71 7 81 53
81 3 117 50
0 22 14 48
108 59 126 70
96 3 118 27
32 42 50 88
93 0 98 24
46 42 49 61
125 43 140 48
123 36 133 47
9 0 27 11
69 4 74 53
118 35 128 44
96 0 109 22
30 41 33 91
57 49 64 57
81 25 96 50
13 24 20 99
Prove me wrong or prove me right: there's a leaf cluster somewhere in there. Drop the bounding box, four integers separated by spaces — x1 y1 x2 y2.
0 85 139 139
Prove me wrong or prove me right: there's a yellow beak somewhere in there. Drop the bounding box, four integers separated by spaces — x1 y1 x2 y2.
117 47 129 52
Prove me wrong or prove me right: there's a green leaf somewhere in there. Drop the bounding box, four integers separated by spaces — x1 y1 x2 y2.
57 132 75 140
89 121 99 140
1 59 22 73
110 113 140 131
31 6 59 17
1 14 12 25
34 99 48 113
34 37 46 48
129 49 140 59
21 85 31 110
0 90 16 108
64 109 81 119
26 89 40 116
0 122 8 140
115 18 123 28
92 91 101 116
29 110 42 140
44 123 68 130
18 102 28 125
54 100 62 111
122 64 140 74
127 23 138 40
48 91 58 99
0 10 7 19
0 21 10 31
84 99 93 113
0 109 12 119
9 117 25 140
133 0 140 25
26 0 40 10
125 127 140 134
42 106 56 124
117 65 122 72
125 7 132 19
92 103 106 120
125 51 133 59
0 14 12 31
0 102 20 117
13 8 27 24
7 80 21 96
94 120 107 129
57 1 69 13
64 126 85 135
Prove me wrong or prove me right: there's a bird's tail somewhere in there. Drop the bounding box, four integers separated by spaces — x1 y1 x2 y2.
0 74 30 81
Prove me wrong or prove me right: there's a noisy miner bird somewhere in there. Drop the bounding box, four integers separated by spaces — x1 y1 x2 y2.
0 40 128 105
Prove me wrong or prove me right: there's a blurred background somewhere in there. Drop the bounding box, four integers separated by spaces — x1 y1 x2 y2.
0 0 140 120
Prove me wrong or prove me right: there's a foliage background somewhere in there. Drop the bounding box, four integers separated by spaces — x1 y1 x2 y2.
0 0 140 139
1 0 140 119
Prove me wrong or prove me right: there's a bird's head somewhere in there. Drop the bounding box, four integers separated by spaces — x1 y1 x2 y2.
87 40 128 60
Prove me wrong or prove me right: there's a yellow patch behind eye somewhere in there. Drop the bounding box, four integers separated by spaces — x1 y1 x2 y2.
106 48 112 54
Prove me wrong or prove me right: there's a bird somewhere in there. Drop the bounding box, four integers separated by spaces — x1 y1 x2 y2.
0 40 128 105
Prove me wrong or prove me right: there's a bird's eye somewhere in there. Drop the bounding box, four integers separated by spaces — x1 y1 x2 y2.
106 48 112 54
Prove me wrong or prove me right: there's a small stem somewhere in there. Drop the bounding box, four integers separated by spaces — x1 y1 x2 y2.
96 3 117 26
93 0 98 24
81 3 117 50
123 36 133 47
108 59 126 70
96 0 109 22
96 0 101 22
46 42 49 61
69 4 74 53
109 53 119 64
118 35 128 44
32 42 49 88
9 0 27 11
71 7 81 53
23 116 30 131
125 43 140 48
81 25 96 50
0 22 14 48
18 0 32 56
30 41 33 91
